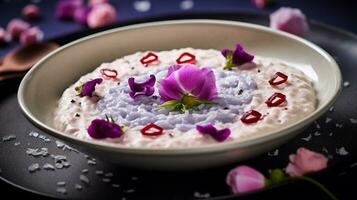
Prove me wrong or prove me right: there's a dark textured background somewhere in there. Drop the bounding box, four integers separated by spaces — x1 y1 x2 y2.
0 1 357 200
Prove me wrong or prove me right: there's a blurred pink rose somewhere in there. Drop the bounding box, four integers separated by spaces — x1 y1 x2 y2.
226 165 265 194
251 0 272 8
20 26 44 45
87 3 117 28
88 0 108 6
56 0 83 20
0 27 11 43
270 7 309 36
22 4 40 19
74 6 92 24
7 18 30 38
285 147 328 177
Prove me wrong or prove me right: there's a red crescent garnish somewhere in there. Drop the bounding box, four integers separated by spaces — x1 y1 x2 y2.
141 123 164 136
265 92 287 107
100 68 118 79
241 110 262 124
140 52 159 65
269 72 288 86
176 52 196 64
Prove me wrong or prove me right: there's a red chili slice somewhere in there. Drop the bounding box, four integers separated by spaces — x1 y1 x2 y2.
241 110 262 124
140 123 164 136
265 92 286 107
140 52 159 65
176 52 196 64
269 72 288 86
100 68 118 79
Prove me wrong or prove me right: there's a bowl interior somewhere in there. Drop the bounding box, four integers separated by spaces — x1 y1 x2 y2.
18 20 341 152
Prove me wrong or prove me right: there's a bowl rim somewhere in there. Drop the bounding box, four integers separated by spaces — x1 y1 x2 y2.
18 19 342 155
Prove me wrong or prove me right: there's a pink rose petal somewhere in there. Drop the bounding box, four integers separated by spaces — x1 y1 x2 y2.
88 0 108 6
0 27 11 44
226 165 265 194
270 7 309 36
87 3 117 28
251 0 270 8
22 4 40 19
19 27 44 46
285 147 328 176
7 18 30 38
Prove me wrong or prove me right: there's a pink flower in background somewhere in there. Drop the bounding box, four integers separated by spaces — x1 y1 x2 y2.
87 3 117 28
251 0 272 8
88 0 108 6
0 27 11 44
56 0 83 20
270 7 309 36
19 26 44 45
74 6 92 24
22 4 40 19
6 18 30 38
226 165 265 194
285 147 328 176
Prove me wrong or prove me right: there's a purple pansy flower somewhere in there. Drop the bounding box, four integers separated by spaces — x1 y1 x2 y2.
221 43 254 70
128 74 156 99
159 64 217 111
196 123 231 142
87 118 123 139
56 0 83 20
76 78 103 97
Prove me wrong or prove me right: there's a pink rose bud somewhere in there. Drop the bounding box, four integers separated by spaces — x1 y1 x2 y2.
87 3 117 28
285 147 328 177
251 0 272 8
20 27 44 46
7 18 30 38
270 7 309 36
88 0 108 6
226 165 265 194
22 4 40 19
0 27 11 44
56 0 83 20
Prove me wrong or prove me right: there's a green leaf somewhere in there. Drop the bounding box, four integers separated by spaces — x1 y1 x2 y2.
159 100 181 108
268 169 286 184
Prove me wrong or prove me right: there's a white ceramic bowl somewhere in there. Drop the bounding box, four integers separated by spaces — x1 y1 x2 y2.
18 20 341 170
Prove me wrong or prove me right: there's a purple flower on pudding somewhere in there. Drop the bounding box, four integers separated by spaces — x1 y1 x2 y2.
159 64 217 111
76 78 103 97
56 0 83 20
196 124 231 142
221 43 254 70
87 117 123 139
270 7 309 36
128 74 156 99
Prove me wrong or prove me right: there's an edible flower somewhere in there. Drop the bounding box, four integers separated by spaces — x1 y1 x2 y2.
55 0 83 20
140 123 164 136
22 4 40 19
159 64 217 111
128 74 156 98
87 3 117 28
226 165 266 194
87 115 123 139
251 0 273 9
6 18 30 38
196 124 231 142
221 43 254 70
75 78 103 97
270 7 309 36
74 6 92 24
286 147 328 177
19 27 44 45
226 148 337 199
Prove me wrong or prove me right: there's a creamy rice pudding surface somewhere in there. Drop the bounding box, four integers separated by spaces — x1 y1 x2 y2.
54 47 316 148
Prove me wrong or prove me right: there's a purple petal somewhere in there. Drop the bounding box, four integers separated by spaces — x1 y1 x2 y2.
191 67 218 100
176 64 206 92
166 64 182 77
74 6 92 24
158 75 183 102
87 119 123 139
221 48 233 58
196 124 231 142
56 0 83 20
82 78 103 97
232 44 254 65
128 75 156 98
